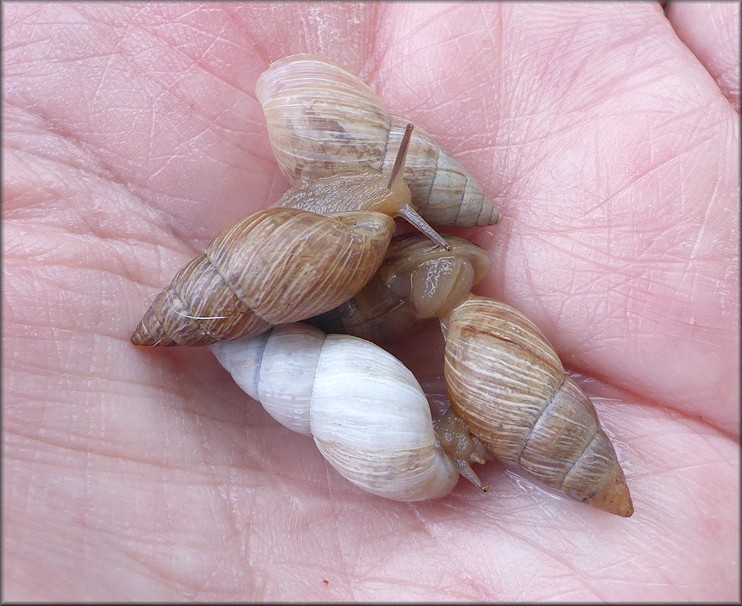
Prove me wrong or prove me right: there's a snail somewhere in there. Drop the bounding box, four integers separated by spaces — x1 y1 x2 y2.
273 122 449 249
256 54 501 228
442 295 634 517
309 233 491 343
130 208 394 346
211 323 490 501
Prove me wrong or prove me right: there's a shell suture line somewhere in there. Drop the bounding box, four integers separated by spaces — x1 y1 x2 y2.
515 375 565 465
557 425 601 491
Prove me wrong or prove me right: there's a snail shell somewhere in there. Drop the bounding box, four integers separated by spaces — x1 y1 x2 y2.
256 54 500 228
309 234 491 343
130 208 393 346
211 323 489 501
442 295 634 517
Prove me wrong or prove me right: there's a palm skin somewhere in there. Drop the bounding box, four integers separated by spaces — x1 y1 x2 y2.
3 2 739 601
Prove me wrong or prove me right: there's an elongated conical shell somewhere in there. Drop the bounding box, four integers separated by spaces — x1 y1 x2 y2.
211 323 460 501
256 54 500 227
443 296 633 517
131 208 394 346
310 234 491 342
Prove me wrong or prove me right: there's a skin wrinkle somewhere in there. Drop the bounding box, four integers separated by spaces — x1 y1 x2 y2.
365 9 418 92
7 206 200 287
548 294 729 439
5 352 178 402
598 132 718 215
6 107 220 248
530 228 717 294
516 178 736 430
226 6 274 68
505 524 602 599
5 255 158 331
182 414 232 600
402 514 498 598
328 516 363 601
5 430 227 479
4 196 166 262
9 16 271 242
357 6 382 79
3 106 135 201
129 19 248 104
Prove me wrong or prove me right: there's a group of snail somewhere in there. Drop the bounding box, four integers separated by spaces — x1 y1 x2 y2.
132 55 634 518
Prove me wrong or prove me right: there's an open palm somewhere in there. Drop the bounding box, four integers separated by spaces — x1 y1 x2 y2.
4 3 739 601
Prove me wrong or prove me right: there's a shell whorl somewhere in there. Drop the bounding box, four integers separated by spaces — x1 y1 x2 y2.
309 234 491 343
442 295 633 517
256 54 500 227
130 208 394 346
211 323 461 501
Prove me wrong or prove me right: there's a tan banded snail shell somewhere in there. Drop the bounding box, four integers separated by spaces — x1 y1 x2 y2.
256 54 500 228
442 295 634 517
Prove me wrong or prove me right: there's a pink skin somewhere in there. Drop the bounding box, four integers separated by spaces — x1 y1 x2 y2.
3 2 738 601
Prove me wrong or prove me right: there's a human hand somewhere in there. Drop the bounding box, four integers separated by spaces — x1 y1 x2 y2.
4 2 738 601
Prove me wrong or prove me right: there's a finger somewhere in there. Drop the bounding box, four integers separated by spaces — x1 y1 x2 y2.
665 1 740 111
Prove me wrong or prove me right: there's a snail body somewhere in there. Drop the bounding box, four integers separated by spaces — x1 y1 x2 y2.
256 54 500 228
274 122 449 249
443 295 634 517
310 234 491 343
211 323 488 501
130 209 393 346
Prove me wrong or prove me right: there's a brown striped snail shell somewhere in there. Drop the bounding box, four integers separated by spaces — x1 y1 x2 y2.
256 54 501 228
442 295 634 517
309 234 491 343
130 208 393 346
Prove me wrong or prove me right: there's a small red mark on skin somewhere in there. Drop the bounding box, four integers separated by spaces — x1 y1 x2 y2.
323 578 330 587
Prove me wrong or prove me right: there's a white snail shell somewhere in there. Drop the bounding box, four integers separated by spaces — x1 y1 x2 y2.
211 323 461 501
256 54 500 228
